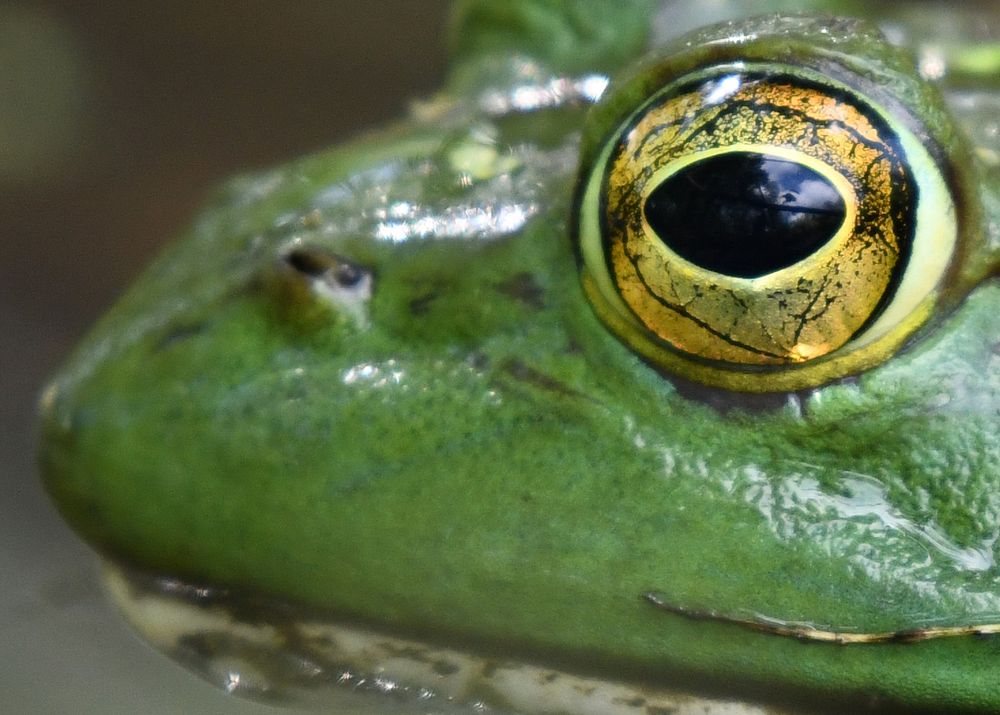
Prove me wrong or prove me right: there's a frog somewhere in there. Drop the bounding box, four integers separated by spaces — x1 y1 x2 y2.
37 1 1000 713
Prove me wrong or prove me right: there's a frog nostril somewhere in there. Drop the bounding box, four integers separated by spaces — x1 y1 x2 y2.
279 247 374 328
283 248 371 288
331 262 364 289
285 249 329 277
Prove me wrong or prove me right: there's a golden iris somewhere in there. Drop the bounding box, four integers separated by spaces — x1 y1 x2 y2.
578 67 957 391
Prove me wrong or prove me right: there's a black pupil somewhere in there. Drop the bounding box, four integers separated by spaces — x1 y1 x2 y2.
643 152 847 278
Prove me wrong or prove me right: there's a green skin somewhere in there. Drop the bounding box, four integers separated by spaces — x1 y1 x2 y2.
39 1 1000 712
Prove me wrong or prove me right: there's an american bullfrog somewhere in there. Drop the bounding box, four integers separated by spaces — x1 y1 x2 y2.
38 1 1000 713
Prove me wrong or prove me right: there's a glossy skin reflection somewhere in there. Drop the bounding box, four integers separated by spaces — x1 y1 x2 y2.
38 1 1000 713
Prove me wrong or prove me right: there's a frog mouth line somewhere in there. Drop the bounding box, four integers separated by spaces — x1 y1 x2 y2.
643 592 1000 645
101 560 785 715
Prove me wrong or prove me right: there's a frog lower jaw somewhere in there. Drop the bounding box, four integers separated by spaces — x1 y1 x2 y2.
102 560 784 715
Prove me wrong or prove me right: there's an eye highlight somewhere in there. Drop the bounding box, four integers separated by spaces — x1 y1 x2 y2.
578 65 958 391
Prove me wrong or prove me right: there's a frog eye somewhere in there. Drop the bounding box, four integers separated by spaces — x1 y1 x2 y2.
577 66 959 392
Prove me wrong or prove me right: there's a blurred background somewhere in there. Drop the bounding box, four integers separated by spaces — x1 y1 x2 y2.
1 2 448 711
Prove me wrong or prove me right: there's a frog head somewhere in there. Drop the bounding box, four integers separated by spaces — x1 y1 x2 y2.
39 1 1000 713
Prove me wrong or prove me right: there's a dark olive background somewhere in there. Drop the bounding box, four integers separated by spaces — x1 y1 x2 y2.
1 2 448 711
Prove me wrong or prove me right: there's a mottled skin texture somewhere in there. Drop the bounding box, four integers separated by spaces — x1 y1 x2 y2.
39 1 1000 713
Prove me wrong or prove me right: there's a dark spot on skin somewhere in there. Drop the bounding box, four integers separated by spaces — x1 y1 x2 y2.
888 628 932 644
613 696 646 707
302 632 335 648
468 351 491 371
991 342 1000 356
379 644 459 675
155 323 205 351
563 338 584 355
432 659 460 676
646 707 678 715
543 672 559 683
174 632 215 661
500 358 586 399
494 272 545 309
408 290 439 315
481 660 499 678
665 368 810 414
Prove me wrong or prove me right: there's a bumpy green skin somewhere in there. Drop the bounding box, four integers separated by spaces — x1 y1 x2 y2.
39 1 1000 712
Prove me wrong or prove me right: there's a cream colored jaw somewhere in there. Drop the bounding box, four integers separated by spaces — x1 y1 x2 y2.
103 561 784 715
